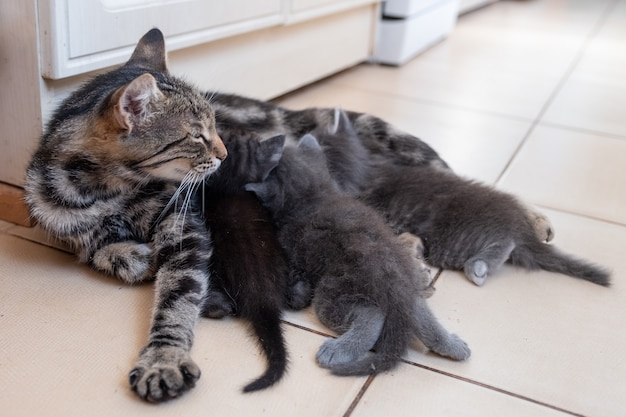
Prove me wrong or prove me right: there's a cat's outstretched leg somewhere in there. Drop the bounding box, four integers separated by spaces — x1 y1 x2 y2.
89 241 154 284
316 306 385 368
413 298 471 361
129 213 210 402
464 240 515 286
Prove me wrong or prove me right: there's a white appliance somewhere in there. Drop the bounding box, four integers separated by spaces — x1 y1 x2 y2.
374 0 460 65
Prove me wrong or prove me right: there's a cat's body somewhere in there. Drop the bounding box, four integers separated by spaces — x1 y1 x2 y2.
315 111 610 287
246 135 471 375
201 132 299 392
25 29 450 402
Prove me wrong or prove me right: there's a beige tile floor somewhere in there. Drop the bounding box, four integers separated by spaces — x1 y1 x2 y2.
1 1 625 416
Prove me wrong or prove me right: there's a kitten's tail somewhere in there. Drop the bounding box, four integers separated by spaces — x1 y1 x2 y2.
326 307 411 376
242 306 289 393
510 240 611 286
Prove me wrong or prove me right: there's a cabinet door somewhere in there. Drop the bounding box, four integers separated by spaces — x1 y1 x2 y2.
288 0 378 23
39 0 282 79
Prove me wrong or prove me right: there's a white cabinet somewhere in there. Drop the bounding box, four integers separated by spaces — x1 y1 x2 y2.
0 0 379 196
39 0 283 79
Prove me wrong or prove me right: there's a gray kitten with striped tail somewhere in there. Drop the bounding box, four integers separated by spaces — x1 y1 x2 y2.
24 29 227 402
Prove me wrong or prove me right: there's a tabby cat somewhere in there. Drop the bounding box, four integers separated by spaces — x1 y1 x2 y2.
25 29 449 402
245 135 471 375
320 111 610 286
201 132 301 392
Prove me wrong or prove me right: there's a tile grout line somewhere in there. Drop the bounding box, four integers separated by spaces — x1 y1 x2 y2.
342 375 376 417
403 361 588 417
494 0 620 186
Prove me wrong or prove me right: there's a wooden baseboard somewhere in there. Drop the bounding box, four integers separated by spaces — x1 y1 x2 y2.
0 182 34 227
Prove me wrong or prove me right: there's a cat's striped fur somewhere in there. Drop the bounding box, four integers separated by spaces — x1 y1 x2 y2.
24 29 447 402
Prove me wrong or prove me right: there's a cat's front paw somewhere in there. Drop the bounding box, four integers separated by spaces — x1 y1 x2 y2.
129 346 201 403
431 333 471 361
91 242 153 284
202 290 235 319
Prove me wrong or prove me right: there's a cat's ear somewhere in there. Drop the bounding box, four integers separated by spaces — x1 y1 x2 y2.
256 135 285 181
298 134 322 152
126 28 169 73
258 135 286 165
112 73 163 131
244 182 267 198
333 108 355 135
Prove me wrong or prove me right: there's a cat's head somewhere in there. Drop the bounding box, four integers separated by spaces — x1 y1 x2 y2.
206 133 285 191
33 29 227 189
245 133 334 215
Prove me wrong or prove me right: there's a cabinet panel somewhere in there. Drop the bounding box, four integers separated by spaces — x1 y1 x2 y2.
39 0 282 79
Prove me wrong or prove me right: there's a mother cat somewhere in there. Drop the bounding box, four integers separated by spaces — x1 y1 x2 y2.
24 29 447 402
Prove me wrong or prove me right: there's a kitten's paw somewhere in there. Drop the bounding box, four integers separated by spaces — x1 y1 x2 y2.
202 291 235 319
91 242 153 284
527 207 555 242
286 280 312 310
398 232 425 258
431 333 471 361
316 338 361 368
464 259 488 286
129 346 200 403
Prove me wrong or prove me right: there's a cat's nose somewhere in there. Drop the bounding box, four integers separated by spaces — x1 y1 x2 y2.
213 134 228 161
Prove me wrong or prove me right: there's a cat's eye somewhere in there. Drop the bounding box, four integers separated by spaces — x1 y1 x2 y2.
190 133 206 142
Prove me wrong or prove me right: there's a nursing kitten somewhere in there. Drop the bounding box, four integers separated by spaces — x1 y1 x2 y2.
319 112 610 286
246 135 470 375
25 29 228 402
202 132 300 392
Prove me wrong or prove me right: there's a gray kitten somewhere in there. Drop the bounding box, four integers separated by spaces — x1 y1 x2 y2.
245 135 470 375
321 110 611 287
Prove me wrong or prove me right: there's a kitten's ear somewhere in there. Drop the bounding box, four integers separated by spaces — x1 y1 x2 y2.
112 73 163 131
244 182 267 198
333 108 355 135
258 135 286 165
257 135 285 181
298 134 322 152
126 28 169 73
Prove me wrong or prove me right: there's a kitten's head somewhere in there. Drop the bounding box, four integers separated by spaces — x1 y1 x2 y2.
31 29 227 189
245 134 334 215
308 108 369 195
206 132 285 192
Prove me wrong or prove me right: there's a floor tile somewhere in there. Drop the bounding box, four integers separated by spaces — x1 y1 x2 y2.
402 209 626 417
542 1 626 137
0 234 367 417
277 84 530 183
497 125 626 224
351 362 570 417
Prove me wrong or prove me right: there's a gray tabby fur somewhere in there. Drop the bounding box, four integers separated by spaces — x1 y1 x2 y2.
245 135 470 375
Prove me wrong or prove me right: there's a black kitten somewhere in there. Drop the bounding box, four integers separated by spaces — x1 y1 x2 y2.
201 132 302 392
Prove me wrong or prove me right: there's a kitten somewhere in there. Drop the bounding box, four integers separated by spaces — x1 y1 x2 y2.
25 29 227 402
201 132 304 392
245 135 470 375
321 111 611 286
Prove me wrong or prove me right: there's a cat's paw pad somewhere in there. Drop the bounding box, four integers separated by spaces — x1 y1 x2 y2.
286 280 312 310
202 291 235 319
465 259 488 286
91 242 153 284
431 333 471 361
316 338 359 368
129 347 200 403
